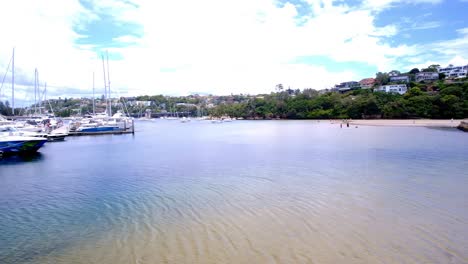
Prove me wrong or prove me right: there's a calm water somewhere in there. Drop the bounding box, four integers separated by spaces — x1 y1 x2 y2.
1 120 467 264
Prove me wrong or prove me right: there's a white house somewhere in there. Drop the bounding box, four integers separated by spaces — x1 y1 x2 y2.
136 101 152 107
376 84 407 95
415 72 439 82
127 100 151 107
438 64 468 79
175 103 197 107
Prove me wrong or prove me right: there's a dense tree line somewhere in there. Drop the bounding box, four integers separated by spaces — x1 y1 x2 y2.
0 101 12 116
208 82 468 119
2 76 467 119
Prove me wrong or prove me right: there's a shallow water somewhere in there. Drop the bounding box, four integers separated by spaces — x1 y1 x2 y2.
1 120 467 263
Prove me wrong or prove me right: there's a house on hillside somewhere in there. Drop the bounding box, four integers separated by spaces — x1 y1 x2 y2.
415 72 439 82
389 75 410 83
438 64 468 79
333 81 360 93
359 78 375 89
175 103 197 108
136 101 152 107
376 84 407 95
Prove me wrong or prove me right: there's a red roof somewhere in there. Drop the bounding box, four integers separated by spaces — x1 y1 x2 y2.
359 78 375 85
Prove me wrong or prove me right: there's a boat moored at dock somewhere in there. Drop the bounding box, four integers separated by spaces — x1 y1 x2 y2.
67 112 135 135
0 135 47 155
76 125 122 133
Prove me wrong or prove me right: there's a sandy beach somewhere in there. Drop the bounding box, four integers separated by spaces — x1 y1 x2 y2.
347 119 465 128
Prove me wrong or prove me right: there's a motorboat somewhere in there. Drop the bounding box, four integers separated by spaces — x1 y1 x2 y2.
76 125 122 133
69 112 132 133
0 134 47 155
1 124 67 142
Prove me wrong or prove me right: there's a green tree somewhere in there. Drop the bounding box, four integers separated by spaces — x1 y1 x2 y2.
275 84 284 92
421 65 439 72
382 98 407 118
406 87 424 97
375 72 389 85
406 95 433 118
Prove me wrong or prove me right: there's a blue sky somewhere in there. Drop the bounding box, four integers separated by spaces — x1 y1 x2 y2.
375 1 467 44
0 0 467 104
76 0 143 54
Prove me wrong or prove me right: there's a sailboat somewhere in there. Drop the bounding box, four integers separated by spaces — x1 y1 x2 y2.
69 52 133 133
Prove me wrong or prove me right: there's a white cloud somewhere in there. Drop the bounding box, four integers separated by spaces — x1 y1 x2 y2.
104 0 410 93
112 35 141 44
0 0 463 105
410 21 441 30
408 55 468 71
447 56 468 66
363 0 443 10
425 27 468 60
403 30 468 70
0 0 102 105
456 27 468 35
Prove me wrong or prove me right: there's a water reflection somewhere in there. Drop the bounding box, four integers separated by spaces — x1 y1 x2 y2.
0 121 467 264
0 152 44 164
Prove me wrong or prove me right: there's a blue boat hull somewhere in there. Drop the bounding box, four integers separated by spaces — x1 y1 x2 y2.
78 126 123 133
0 139 47 154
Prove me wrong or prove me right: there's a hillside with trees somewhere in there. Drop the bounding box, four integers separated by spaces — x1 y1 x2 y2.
2 69 467 119
207 81 468 119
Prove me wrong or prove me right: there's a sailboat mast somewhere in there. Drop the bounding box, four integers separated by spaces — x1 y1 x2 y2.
106 51 111 116
44 82 47 113
38 71 41 115
37 69 41 115
34 68 37 115
92 72 95 115
11 48 14 116
101 54 108 115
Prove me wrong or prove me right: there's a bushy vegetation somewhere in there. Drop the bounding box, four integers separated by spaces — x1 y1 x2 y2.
2 78 467 119
0 100 12 116
208 82 468 119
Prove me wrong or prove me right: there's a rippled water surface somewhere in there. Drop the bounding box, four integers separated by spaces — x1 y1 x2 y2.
1 120 467 263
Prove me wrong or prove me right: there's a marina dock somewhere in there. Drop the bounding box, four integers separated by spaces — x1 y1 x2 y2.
53 119 135 136
68 129 134 136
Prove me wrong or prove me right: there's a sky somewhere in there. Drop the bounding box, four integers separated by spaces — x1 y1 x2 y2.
0 0 467 106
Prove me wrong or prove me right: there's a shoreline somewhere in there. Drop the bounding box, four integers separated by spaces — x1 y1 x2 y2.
240 118 465 128
348 119 464 128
